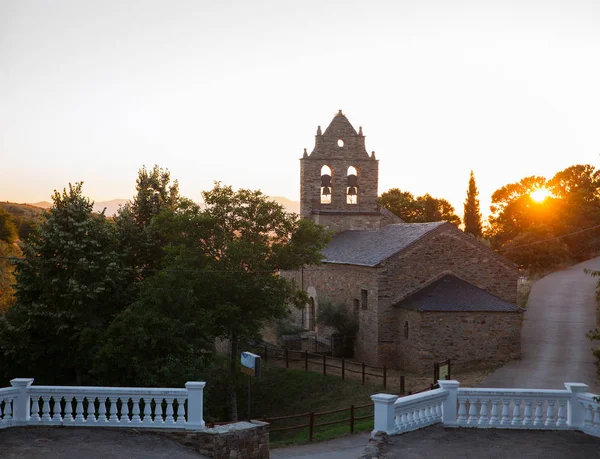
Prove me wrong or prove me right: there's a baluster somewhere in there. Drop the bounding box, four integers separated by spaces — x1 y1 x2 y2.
593 406 600 430
500 399 511 425
583 404 593 427
108 398 119 423
63 397 73 422
6 398 13 420
467 398 478 425
141 398 151 425
425 404 433 423
175 399 185 424
131 398 141 423
406 409 414 427
523 399 533 426
534 400 544 426
401 411 409 430
489 400 500 425
511 399 522 425
545 400 556 426
40 397 52 422
52 397 63 424
74 397 85 423
31 396 41 422
457 398 468 424
157 398 166 423
97 397 108 423
396 411 404 431
557 400 567 426
165 398 175 424
478 399 489 425
120 398 130 423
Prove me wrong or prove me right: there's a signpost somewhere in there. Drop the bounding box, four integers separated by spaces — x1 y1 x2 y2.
434 359 451 385
241 352 261 420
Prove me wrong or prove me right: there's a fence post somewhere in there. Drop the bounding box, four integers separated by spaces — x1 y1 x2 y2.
371 393 398 436
342 358 345 380
10 378 34 426
350 405 355 433
400 375 405 395
309 412 315 441
304 351 308 371
438 380 460 427
323 354 327 376
383 366 387 389
185 381 206 430
564 382 589 428
362 363 365 385
285 348 289 369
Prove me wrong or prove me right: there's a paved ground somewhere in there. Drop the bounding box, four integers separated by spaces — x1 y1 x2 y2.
378 424 600 458
482 257 600 392
0 427 209 459
270 433 370 459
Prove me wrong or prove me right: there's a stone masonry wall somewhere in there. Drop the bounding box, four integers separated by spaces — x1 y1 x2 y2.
312 212 383 233
376 224 519 368
281 265 380 363
158 421 269 459
396 310 522 373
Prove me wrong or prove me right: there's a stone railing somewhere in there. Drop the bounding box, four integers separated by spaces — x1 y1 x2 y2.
0 378 206 430
372 380 600 438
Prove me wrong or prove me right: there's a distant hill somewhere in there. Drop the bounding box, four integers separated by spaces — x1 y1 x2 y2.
0 202 45 219
270 196 300 214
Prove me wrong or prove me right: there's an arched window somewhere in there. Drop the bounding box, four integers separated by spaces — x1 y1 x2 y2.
321 165 332 204
309 298 316 331
404 321 409 339
347 166 358 204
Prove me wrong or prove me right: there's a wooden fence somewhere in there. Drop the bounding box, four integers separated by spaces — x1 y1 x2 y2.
264 402 374 441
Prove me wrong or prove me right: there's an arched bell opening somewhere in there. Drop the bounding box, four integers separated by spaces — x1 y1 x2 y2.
321 165 332 204
347 166 358 204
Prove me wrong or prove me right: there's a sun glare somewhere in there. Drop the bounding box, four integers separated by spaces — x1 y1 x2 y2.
530 188 550 202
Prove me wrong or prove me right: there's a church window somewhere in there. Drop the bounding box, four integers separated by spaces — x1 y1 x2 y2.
337 139 344 147
347 166 358 204
404 321 409 339
309 297 316 331
361 289 368 310
320 165 332 204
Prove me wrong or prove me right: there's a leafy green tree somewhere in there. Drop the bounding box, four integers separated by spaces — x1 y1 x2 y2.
0 183 127 385
501 227 569 272
379 188 460 225
463 170 483 237
0 241 20 313
0 208 17 243
115 165 181 280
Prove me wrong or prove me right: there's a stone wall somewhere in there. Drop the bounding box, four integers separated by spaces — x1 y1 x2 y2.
158 421 269 459
311 211 383 233
396 310 522 373
281 264 380 363
375 224 518 367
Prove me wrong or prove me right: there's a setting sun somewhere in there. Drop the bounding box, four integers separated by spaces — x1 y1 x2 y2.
530 188 550 202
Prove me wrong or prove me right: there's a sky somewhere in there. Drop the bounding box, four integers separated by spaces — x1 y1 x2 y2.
2 0 600 220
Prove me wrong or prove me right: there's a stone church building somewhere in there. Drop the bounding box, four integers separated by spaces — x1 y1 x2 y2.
280 110 523 373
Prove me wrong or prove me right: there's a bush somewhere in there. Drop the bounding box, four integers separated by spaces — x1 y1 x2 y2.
316 299 357 336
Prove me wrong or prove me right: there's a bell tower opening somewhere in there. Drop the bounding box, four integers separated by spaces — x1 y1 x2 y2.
321 165 332 204
347 166 358 204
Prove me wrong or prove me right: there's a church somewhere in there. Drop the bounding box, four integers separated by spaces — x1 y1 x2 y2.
280 110 523 372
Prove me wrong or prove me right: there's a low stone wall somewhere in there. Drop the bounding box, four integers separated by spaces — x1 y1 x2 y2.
157 421 269 459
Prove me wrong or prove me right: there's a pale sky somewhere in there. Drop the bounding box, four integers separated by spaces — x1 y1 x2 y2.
2 0 600 220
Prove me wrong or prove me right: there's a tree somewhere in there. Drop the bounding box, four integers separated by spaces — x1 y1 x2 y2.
463 170 483 237
0 183 127 385
115 165 181 281
0 241 20 313
0 208 17 243
379 188 460 226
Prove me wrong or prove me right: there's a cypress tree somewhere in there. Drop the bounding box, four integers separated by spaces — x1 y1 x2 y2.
463 170 483 237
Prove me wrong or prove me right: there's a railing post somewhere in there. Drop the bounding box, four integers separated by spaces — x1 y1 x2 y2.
362 363 366 385
383 366 387 389
10 378 34 426
438 380 460 427
304 351 308 371
350 404 355 433
342 358 345 380
285 348 289 368
371 393 398 436
309 412 315 441
185 381 206 430
564 382 589 429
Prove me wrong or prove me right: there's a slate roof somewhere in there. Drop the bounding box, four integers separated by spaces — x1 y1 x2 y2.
321 222 446 266
394 274 522 312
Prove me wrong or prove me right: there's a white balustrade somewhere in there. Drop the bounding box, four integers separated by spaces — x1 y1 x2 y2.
0 378 206 431
372 380 600 439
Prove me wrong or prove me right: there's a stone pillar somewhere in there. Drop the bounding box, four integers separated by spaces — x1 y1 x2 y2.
371 393 398 436
439 380 460 427
185 381 206 430
10 378 34 426
564 382 589 429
